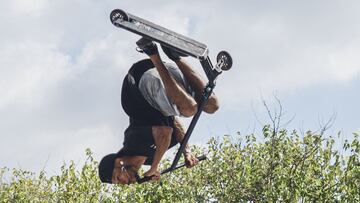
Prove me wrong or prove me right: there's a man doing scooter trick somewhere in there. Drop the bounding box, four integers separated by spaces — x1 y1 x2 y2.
98 38 219 184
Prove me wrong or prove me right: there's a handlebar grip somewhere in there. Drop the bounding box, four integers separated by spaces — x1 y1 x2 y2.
137 154 207 184
197 154 207 161
137 175 154 184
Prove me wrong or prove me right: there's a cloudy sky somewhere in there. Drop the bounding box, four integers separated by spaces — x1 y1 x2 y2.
1 0 359 175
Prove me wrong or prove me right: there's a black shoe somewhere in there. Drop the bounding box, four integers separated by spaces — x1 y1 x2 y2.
161 44 188 62
136 37 158 56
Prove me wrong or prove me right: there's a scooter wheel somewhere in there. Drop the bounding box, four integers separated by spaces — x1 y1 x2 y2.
216 51 232 71
110 9 129 25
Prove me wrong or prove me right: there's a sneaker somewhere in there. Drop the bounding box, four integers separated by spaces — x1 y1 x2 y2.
161 44 188 61
136 37 158 56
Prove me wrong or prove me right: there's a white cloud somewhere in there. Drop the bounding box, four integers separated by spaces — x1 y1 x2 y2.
0 41 71 108
1 124 121 175
179 1 360 106
9 0 49 15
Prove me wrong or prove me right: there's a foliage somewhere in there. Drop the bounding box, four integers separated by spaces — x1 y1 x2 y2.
0 127 359 202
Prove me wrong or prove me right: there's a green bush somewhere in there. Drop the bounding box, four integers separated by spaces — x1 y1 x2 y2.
1 126 359 202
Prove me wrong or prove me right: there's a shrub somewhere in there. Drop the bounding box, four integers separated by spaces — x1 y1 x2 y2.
1 126 359 202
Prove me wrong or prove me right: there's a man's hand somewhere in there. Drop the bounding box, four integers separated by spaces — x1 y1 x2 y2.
144 167 161 181
184 152 199 168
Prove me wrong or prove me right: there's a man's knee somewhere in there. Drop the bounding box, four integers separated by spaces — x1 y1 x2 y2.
179 103 198 117
203 100 219 114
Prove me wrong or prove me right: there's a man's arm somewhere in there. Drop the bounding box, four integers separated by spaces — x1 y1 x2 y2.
173 117 191 154
144 126 173 179
173 117 199 167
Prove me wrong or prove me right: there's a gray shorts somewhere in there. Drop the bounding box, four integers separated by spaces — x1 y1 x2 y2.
138 63 194 116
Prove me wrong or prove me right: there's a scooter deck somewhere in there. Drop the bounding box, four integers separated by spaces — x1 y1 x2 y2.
110 9 209 60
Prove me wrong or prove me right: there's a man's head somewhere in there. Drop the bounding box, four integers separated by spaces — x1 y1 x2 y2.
98 153 137 184
98 153 117 183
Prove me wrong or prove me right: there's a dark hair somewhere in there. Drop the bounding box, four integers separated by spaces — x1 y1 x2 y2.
98 153 117 183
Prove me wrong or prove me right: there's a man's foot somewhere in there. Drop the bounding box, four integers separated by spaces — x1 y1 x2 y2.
136 37 158 56
184 152 199 168
161 44 188 62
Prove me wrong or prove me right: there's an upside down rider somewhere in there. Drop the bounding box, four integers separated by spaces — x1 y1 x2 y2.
98 37 219 184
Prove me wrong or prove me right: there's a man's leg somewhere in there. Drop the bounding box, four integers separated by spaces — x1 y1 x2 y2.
137 38 198 117
149 54 198 117
174 58 219 114
160 45 219 114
